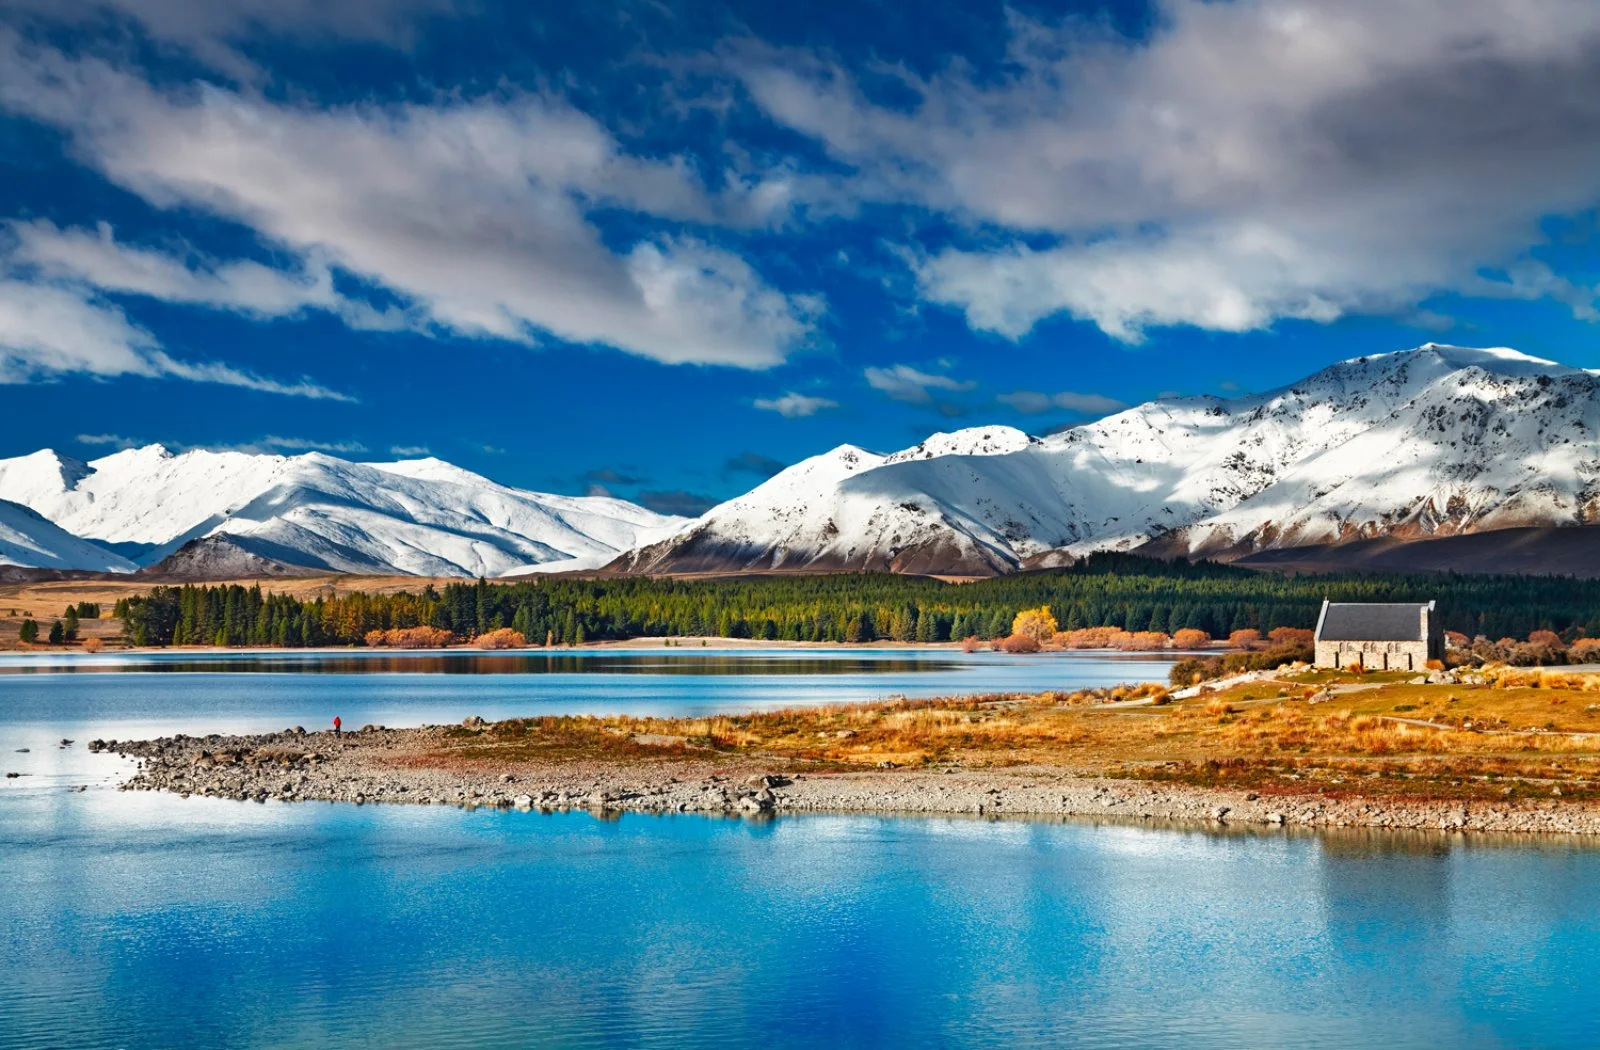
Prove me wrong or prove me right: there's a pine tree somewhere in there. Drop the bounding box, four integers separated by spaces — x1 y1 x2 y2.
19 619 39 644
48 620 65 644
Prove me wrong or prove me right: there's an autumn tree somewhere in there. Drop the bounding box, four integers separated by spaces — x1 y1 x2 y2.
1172 628 1210 649
1011 606 1058 644
1228 628 1263 650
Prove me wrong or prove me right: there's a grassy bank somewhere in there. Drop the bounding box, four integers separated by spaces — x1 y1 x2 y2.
388 668 1600 805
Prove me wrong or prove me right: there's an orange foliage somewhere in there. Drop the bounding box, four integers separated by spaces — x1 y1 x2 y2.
1569 638 1600 664
1228 629 1264 650
366 626 454 649
1056 627 1169 651
475 628 528 650
1172 628 1211 649
999 633 1042 653
1267 626 1314 648
1058 627 1122 649
80 637 103 653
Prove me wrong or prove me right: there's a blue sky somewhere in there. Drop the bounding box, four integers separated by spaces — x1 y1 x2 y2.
2 0 1599 514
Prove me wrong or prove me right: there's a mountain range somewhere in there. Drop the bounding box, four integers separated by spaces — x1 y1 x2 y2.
4 343 1600 580
0 446 686 577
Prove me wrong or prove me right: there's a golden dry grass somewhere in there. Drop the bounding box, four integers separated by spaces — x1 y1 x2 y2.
402 671 1600 802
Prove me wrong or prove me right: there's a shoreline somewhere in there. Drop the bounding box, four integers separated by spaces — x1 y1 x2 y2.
0 638 1197 658
104 722 1600 836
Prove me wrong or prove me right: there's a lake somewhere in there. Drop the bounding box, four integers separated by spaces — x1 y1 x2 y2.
3 649 1597 1049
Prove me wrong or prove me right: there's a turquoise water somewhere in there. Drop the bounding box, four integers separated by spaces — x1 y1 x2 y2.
3 651 1598 1048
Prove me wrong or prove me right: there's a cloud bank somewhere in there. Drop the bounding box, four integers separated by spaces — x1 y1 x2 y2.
735 0 1600 340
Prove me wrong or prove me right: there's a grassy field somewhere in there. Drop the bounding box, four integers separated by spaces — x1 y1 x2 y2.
0 574 447 649
402 669 1600 804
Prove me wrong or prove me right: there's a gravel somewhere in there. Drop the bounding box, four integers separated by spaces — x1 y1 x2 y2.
95 723 1600 835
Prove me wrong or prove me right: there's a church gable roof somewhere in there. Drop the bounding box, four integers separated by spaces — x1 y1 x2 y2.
1315 602 1431 643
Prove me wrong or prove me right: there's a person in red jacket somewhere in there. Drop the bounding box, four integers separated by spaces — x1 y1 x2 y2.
333 716 342 737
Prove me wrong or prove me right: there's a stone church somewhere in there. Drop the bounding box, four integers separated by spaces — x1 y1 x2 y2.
1312 600 1444 670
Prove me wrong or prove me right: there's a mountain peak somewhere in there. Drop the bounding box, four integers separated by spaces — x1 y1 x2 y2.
1374 343 1574 377
884 426 1036 464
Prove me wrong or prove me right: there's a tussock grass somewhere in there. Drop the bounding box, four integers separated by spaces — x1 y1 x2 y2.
394 673 1600 800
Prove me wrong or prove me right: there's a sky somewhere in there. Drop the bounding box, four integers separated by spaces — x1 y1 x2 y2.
2 0 1600 514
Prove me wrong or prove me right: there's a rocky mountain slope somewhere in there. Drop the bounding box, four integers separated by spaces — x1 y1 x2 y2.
0 446 685 576
615 344 1600 576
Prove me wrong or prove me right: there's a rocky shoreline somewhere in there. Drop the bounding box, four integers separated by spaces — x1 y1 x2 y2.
92 719 1600 836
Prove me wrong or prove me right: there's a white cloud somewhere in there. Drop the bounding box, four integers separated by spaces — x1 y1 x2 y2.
223 435 368 454
734 0 1600 340
8 220 405 329
388 444 431 457
753 390 838 418
0 278 352 398
998 389 1125 417
864 363 974 406
76 432 139 448
2 0 467 82
0 34 820 369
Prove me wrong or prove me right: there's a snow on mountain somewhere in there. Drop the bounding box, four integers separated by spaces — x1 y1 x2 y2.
0 497 135 572
615 345 1600 576
614 429 1043 575
0 446 686 577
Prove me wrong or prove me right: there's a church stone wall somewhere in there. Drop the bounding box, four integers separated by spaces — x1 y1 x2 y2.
1314 639 1431 671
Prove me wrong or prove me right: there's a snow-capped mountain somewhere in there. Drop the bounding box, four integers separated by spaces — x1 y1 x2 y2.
616 344 1600 576
0 446 685 576
0 497 134 573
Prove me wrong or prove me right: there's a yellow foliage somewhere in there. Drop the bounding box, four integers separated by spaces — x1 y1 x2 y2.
1011 606 1058 643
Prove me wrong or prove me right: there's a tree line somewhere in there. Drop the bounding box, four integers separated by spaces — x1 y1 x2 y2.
111 554 1600 648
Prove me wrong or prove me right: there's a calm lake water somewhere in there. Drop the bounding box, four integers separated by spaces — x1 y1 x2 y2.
3 649 1598 1049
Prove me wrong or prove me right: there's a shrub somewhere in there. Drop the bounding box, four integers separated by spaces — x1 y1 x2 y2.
1169 656 1224 686
1345 662 1365 674
1172 628 1211 649
1570 637 1600 665
80 637 103 653
999 633 1042 654
1058 626 1121 649
1228 629 1263 650
1424 658 1444 671
1117 630 1171 651
475 628 527 650
960 635 982 653
1221 645 1312 676
1010 607 1058 644
367 626 454 649
1267 626 1314 648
